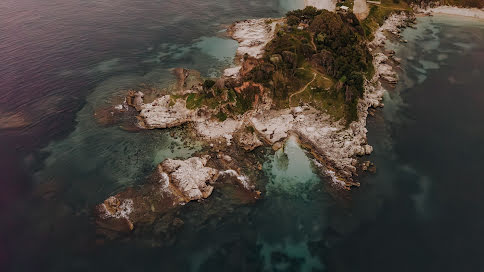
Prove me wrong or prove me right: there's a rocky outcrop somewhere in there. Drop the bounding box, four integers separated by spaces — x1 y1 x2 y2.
374 53 398 84
234 128 263 151
194 118 243 145
227 18 284 59
139 95 197 129
95 156 219 236
126 90 144 111
158 156 219 201
248 107 370 186
369 12 415 49
173 67 189 91
250 110 294 144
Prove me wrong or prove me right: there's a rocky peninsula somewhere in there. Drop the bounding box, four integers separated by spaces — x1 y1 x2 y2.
94 1 482 237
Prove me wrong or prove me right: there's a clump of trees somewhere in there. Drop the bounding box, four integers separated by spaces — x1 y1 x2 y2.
237 7 375 121
274 8 372 121
286 6 324 25
308 10 371 120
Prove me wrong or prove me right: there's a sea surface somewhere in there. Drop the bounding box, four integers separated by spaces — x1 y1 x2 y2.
1 1 484 271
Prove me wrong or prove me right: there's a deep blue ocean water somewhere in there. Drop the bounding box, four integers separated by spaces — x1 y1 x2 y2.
1 1 484 271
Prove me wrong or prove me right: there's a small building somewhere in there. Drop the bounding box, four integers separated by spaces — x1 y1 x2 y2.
297 22 309 30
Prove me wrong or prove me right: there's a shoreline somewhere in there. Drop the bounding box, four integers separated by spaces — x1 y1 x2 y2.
417 5 484 20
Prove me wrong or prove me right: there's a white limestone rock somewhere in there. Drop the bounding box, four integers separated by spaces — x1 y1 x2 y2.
158 156 219 201
139 95 195 129
228 18 284 59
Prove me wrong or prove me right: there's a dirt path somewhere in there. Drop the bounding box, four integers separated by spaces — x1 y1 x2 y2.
289 72 317 105
310 33 317 51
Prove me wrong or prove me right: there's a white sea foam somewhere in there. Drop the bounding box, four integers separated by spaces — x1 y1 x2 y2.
220 169 251 190
100 198 134 219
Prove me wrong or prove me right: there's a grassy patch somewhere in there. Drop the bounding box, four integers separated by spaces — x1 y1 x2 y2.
186 93 220 110
215 110 227 121
246 125 255 133
362 0 411 38
289 73 345 120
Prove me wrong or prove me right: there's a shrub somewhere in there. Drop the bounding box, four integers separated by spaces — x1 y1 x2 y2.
203 79 216 90
287 15 299 26
215 111 227 121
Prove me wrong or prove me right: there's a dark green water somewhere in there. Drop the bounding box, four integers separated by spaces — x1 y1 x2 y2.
1 1 484 271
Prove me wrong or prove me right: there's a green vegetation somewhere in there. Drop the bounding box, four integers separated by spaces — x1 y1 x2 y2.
290 72 346 120
186 93 220 110
361 0 412 39
184 85 259 116
215 110 227 121
255 7 374 122
202 79 216 90
230 86 261 115
183 4 463 124
246 125 255 133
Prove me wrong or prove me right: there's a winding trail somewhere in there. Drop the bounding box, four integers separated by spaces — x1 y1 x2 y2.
310 33 317 51
289 72 317 105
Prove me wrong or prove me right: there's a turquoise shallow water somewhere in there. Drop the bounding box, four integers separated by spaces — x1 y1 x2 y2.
1 1 484 271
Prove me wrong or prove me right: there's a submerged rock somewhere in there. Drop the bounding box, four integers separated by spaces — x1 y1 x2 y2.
0 111 31 129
